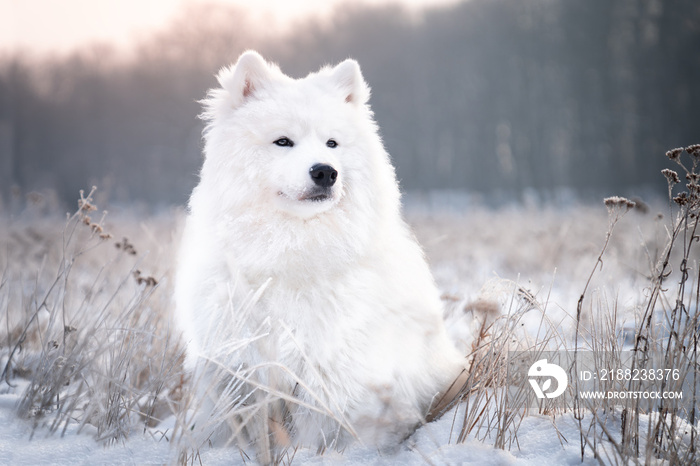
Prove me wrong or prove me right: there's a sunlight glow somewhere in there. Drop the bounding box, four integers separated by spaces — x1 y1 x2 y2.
0 0 461 56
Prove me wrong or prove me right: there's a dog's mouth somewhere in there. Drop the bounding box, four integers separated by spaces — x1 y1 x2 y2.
280 187 334 203
300 191 332 202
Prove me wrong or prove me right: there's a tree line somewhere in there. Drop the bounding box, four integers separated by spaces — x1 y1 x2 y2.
1 0 698 208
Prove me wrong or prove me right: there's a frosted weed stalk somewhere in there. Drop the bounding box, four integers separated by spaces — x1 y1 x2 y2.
575 145 700 464
0 188 184 444
431 280 566 453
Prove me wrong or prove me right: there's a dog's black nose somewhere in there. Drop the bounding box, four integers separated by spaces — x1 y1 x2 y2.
309 163 338 188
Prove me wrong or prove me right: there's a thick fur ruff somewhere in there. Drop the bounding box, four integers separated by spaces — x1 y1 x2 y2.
175 51 464 455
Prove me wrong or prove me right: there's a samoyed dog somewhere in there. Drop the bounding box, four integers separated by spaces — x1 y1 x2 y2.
175 51 465 456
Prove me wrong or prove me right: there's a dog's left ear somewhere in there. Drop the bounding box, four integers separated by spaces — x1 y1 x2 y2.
331 59 370 105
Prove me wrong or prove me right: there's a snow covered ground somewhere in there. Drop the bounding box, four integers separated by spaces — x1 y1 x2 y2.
0 199 694 464
1 377 602 465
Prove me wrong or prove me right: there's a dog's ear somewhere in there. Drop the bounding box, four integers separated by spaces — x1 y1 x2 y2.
217 51 274 107
330 59 370 105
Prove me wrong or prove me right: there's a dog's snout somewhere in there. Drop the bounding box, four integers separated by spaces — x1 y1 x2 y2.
309 163 338 188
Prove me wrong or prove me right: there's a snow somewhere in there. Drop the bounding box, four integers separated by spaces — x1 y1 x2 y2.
0 204 686 465
0 381 171 464
1 377 604 465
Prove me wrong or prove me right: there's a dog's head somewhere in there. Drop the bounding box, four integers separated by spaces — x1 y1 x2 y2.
200 51 380 220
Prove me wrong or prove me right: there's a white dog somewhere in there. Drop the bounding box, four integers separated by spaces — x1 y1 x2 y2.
175 51 465 456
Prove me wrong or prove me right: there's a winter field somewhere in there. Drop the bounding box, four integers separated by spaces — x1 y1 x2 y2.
1 160 700 464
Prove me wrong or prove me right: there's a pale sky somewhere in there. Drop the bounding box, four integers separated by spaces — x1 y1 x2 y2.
0 0 458 56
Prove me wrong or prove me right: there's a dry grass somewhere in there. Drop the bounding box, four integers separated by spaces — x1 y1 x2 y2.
1 188 185 445
1 146 699 464
568 147 700 464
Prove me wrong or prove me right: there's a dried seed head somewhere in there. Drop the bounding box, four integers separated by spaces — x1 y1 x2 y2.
464 299 500 318
133 270 158 287
604 196 636 218
688 183 700 198
77 187 98 213
666 148 683 161
662 169 680 185
78 199 97 212
604 196 636 209
685 144 700 157
674 192 689 206
116 237 137 255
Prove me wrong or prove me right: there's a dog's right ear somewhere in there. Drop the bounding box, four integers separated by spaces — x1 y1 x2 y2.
217 51 273 107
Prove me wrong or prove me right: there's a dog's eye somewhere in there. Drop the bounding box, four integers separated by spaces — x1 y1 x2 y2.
326 139 338 148
274 137 294 147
